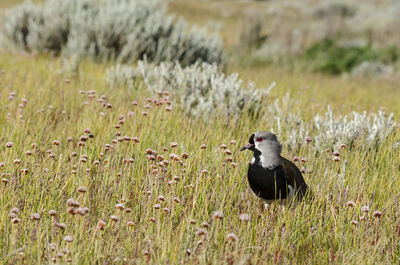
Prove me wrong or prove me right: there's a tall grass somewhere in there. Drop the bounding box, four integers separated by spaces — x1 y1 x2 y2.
0 52 399 264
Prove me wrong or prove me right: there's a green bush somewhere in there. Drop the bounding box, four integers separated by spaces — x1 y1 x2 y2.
303 38 399 74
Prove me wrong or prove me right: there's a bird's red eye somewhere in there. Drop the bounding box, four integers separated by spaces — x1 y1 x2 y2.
256 137 263 142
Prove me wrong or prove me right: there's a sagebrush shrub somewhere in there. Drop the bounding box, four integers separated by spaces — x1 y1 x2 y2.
106 61 274 120
1 0 223 65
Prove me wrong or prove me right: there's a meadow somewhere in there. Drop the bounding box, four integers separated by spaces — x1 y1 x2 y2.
1 1 400 264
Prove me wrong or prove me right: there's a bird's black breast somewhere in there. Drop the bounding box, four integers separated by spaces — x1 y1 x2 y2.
247 156 290 200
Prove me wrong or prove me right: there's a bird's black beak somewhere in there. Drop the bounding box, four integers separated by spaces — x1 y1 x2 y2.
240 143 254 151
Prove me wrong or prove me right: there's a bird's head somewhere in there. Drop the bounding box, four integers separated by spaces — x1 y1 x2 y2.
240 131 281 156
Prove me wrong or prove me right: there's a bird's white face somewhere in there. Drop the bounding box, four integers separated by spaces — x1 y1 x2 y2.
253 132 282 169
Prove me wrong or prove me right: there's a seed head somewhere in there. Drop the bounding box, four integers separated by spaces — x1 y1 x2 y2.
163 208 170 214
239 213 250 222
332 151 340 156
97 220 106 230
333 157 340 162
5 142 13 148
48 210 57 217
78 186 87 193
201 222 210 228
110 215 119 222
127 221 134 227
52 140 60 146
75 208 87 216
170 142 178 148
31 213 41 221
345 201 356 207
157 195 165 202
11 207 20 214
201 170 208 175
149 217 156 223
12 217 21 224
200 144 207 149
361 206 370 213
66 198 80 207
195 228 208 237
212 211 224 220
8 213 17 219
116 203 124 210
293 156 300 162
230 140 236 145
66 207 76 215
305 136 312 142
226 233 238 242
351 220 359 226
64 236 73 243
373 211 382 218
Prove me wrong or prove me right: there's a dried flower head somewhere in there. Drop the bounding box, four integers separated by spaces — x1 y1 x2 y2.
110 215 119 222
66 198 80 207
77 186 87 193
212 211 224 220
226 233 238 242
345 201 356 207
11 207 20 214
97 220 106 230
64 236 73 242
361 206 370 213
373 211 382 218
31 213 41 221
239 213 250 222
48 210 57 217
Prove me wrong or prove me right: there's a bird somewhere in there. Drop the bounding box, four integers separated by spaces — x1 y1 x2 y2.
240 131 310 203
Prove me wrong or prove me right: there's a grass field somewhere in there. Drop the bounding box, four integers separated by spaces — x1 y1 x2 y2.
1 1 400 264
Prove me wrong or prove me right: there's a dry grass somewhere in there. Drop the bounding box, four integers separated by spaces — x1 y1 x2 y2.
1 1 400 264
1 51 400 265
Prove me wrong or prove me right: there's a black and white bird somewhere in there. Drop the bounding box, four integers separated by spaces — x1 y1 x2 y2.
240 131 310 202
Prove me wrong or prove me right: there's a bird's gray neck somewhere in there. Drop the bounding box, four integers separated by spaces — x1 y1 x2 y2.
253 141 282 169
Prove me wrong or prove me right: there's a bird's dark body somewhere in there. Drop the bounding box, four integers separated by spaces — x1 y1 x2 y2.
241 132 310 202
247 156 290 200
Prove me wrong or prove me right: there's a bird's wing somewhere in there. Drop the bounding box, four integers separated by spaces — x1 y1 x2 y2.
280 157 308 197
